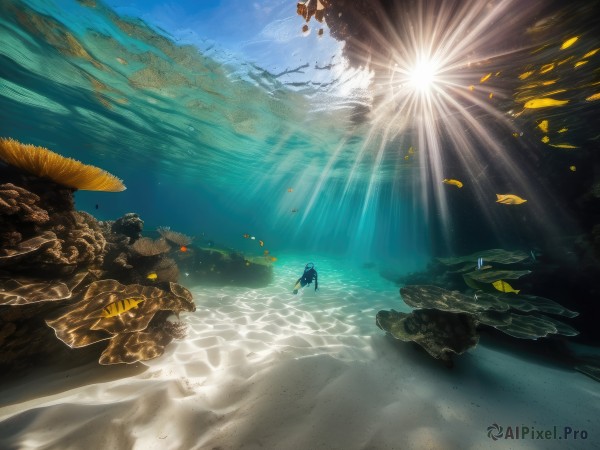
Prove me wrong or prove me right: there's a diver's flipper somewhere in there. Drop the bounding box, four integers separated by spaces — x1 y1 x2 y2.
293 280 301 294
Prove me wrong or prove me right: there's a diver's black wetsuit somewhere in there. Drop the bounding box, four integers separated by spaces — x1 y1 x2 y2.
293 263 318 294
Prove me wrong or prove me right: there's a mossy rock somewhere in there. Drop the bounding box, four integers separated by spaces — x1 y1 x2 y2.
437 249 531 266
400 285 510 314
463 269 531 284
499 294 578 318
189 247 273 287
483 311 578 339
376 308 479 366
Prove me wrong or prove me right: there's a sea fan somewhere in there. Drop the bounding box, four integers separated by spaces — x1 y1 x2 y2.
131 237 171 256
0 138 126 192
157 226 192 246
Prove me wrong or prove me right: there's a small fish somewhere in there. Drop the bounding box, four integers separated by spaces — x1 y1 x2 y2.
492 280 520 294
146 272 158 281
442 179 463 188
524 98 569 108
574 60 588 68
184 272 189 277
538 120 549 133
101 297 145 318
558 127 568 133
570 165 576 172
291 208 298 213
270 256 277 262
539 63 554 74
259 240 264 247
518 71 534 80
496 194 527 205
468 85 475 91
583 48 599 58
586 93 600 102
245 261 250 266
180 246 188 252
408 146 415 155
243 233 250 239
560 36 578 50
489 92 493 99
541 136 550 143
549 143 578 149
404 155 410 160
263 250 269 255
250 236 256 240
287 188 293 192
95 204 99 210
477 257 484 270
480 73 492 83
530 250 536 262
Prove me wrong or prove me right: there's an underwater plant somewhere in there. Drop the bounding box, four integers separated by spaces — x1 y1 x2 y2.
0 138 125 192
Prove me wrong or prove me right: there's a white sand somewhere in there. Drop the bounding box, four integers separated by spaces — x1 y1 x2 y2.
0 255 598 450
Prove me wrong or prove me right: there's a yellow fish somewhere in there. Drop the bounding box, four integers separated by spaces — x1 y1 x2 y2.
586 93 600 102
538 120 549 133
480 73 492 83
558 127 568 133
570 166 576 172
496 194 527 205
583 49 599 58
101 297 145 318
492 280 520 294
442 179 463 188
541 136 550 143
560 36 578 50
574 61 588 68
539 63 554 74
549 143 578 149
468 85 475 91
518 71 534 80
524 98 569 108
146 272 158 281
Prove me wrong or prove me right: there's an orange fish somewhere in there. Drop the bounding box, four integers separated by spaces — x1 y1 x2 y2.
287 188 293 192
180 246 187 252
243 233 250 239
270 257 277 262
259 240 264 247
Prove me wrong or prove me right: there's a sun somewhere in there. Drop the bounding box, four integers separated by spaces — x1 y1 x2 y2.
407 57 440 94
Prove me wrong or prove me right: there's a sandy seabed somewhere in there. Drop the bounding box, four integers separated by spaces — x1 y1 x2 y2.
0 256 598 450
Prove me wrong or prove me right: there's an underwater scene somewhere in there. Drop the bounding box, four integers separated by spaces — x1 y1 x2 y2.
0 0 599 448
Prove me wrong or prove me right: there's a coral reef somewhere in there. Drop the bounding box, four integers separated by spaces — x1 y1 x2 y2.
131 237 171 256
379 247 583 366
0 141 195 372
46 279 195 365
157 226 192 247
376 308 479 367
110 212 143 242
186 247 273 288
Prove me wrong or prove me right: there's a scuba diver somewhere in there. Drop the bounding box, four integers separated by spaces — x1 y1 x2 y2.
293 262 318 294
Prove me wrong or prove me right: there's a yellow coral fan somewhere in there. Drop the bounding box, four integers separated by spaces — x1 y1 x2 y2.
0 138 125 191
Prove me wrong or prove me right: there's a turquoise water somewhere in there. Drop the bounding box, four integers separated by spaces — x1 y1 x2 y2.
0 0 431 268
1 0 600 448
